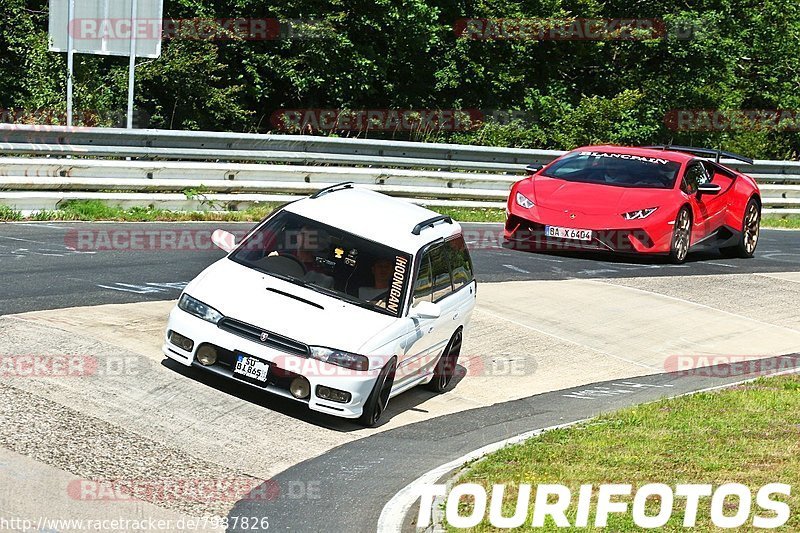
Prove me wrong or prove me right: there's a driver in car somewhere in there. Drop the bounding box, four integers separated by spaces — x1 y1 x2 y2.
296 226 336 288
358 257 394 308
269 225 335 288
603 159 637 185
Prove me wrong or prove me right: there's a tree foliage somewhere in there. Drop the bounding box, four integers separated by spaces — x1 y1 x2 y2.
1 0 799 158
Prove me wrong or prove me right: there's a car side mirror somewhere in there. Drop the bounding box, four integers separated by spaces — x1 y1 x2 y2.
212 229 237 253
410 301 442 319
697 183 722 196
525 163 543 174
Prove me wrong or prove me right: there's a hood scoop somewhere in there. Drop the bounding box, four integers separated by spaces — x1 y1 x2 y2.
266 287 325 310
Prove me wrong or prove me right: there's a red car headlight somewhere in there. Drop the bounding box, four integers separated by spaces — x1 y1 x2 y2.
621 207 658 220
515 192 535 209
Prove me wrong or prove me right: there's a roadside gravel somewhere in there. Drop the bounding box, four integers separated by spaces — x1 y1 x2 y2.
0 382 265 517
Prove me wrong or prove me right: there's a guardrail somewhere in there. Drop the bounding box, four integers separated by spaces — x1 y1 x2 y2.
0 124 798 214
0 124 558 172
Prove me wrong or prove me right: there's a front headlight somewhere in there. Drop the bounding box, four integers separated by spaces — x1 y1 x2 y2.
515 191 535 209
622 207 658 220
178 294 224 324
309 346 369 371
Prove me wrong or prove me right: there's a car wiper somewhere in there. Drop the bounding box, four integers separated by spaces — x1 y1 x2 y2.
265 287 325 310
238 262 325 297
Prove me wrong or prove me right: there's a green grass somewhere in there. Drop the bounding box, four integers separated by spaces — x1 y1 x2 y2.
0 201 797 227
0 204 23 221
0 201 507 224
0 200 282 223
762 214 800 229
445 374 800 532
433 206 507 223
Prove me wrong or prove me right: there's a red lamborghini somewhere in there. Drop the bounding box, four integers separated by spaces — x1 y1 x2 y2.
503 145 762 263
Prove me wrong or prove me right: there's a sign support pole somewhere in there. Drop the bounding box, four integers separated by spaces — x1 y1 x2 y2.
66 0 75 126
126 0 139 129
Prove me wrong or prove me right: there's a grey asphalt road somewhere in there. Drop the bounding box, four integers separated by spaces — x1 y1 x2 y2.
1 221 798 532
1 221 798 315
228 355 800 533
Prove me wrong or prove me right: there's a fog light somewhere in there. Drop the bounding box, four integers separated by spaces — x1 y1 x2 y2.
196 345 218 366
169 331 194 352
316 385 352 404
290 377 311 399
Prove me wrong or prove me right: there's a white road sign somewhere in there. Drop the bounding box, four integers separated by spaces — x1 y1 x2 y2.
48 0 163 58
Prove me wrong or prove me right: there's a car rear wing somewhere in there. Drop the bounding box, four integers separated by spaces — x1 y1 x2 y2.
412 215 453 235
310 181 354 199
645 145 753 165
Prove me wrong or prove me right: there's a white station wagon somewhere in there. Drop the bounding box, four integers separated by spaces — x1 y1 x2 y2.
163 183 476 426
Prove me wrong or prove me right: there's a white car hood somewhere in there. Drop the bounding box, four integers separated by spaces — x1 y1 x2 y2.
184 258 398 353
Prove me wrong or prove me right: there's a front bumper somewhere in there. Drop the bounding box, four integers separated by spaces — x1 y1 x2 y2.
503 205 674 254
162 307 379 419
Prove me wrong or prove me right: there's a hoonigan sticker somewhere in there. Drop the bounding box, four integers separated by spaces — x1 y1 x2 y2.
387 255 409 315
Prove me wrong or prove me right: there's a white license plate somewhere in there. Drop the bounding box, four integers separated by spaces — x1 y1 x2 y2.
545 226 593 241
233 355 269 383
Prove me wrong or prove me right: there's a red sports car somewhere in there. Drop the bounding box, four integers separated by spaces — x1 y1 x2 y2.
503 145 761 263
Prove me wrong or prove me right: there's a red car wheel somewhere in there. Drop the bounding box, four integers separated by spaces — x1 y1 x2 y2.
669 207 692 264
722 198 761 258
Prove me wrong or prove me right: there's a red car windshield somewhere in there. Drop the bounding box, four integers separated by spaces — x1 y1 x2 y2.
541 151 681 189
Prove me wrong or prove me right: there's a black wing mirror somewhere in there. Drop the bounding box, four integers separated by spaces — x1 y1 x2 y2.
697 183 722 196
525 163 543 174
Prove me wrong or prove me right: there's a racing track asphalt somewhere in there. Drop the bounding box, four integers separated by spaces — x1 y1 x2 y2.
1 221 799 315
1 221 798 532
227 355 800 532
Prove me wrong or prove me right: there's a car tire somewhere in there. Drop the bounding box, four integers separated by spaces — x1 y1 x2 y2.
721 198 761 259
669 207 692 264
425 329 462 393
357 358 396 427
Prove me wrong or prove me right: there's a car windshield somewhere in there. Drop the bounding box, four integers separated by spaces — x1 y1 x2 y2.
541 150 681 189
230 210 412 317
